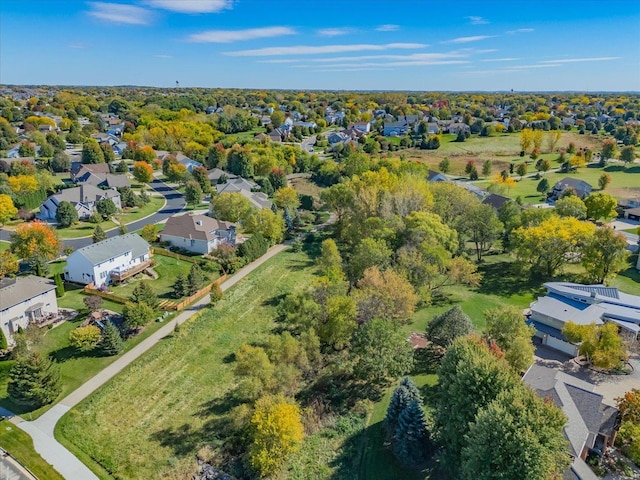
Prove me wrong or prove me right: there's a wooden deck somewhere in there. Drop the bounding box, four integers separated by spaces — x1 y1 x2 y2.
110 260 153 283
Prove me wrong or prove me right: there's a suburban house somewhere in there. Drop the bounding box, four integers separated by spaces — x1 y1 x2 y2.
623 207 640 221
326 131 350 145
427 170 448 182
349 122 371 133
216 177 272 210
0 156 35 169
383 121 409 137
207 168 236 185
176 153 202 173
550 177 593 200
64 234 151 287
159 214 236 254
0 276 58 346
523 364 618 480
40 184 122 221
482 193 512 211
447 122 471 135
70 162 130 189
528 282 640 355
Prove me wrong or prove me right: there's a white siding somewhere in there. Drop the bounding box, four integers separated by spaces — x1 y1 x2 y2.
0 289 57 345
544 335 579 356
159 234 209 255
65 250 149 287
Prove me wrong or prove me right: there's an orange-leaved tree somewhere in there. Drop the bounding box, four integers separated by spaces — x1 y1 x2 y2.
10 220 61 260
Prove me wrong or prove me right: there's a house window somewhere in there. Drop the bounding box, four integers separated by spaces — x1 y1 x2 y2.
190 239 195 247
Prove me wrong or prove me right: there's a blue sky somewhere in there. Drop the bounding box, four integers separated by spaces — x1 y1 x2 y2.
1 0 639 91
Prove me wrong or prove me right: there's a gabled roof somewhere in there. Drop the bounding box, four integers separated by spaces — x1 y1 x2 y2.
0 275 56 311
71 162 110 180
70 233 149 266
49 184 120 205
160 214 236 241
207 168 236 183
482 193 511 210
554 177 592 192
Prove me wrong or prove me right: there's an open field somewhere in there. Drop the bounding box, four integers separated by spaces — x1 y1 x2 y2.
0 420 64 480
404 132 605 176
56 246 321 479
476 164 640 203
289 176 324 203
54 196 165 239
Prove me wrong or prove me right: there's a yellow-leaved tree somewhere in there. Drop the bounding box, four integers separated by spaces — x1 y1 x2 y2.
0 194 18 225
249 395 304 477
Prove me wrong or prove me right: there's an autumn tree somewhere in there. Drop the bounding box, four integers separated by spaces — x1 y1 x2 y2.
270 110 285 128
484 306 535 372
7 352 61 408
0 251 19 279
7 175 39 195
210 192 253 222
584 192 618 221
10 220 60 260
617 389 640 424
227 144 254 178
0 194 17 225
140 224 157 243
598 172 612 190
316 238 344 282
545 130 562 153
241 208 285 244
248 395 304 477
132 161 153 183
512 215 594 277
519 128 534 153
68 325 101 352
185 180 203 206
582 226 629 284
83 295 103 312
273 186 300 211
601 139 618 162
554 196 587 219
354 267 418 324
563 322 627 369
207 143 226 169
346 237 392 283
532 129 544 151
319 295 357 350
620 145 636 167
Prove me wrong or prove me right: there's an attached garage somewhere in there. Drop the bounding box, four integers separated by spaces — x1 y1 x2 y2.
626 207 640 221
543 335 579 356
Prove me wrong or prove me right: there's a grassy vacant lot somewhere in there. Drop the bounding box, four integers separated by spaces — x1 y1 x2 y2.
0 241 9 252
290 176 324 203
56 246 321 479
0 420 64 480
55 196 165 239
404 132 605 176
476 164 640 204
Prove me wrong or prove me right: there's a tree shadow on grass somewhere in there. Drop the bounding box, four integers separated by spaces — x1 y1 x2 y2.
49 345 103 364
476 260 543 299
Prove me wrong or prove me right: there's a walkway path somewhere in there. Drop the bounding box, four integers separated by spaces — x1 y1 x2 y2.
0 178 185 249
13 215 334 480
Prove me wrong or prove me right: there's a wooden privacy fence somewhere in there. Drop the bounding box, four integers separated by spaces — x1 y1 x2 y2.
151 247 200 264
160 274 228 312
83 283 129 304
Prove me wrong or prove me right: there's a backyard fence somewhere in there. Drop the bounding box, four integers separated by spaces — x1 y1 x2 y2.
160 274 228 311
83 283 129 304
151 247 200 264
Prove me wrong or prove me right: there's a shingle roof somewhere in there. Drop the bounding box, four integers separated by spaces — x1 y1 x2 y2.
0 275 56 311
51 184 120 205
160 214 235 241
70 233 149 265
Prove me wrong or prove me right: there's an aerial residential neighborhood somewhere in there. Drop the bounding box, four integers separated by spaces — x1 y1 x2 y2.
0 1 639 480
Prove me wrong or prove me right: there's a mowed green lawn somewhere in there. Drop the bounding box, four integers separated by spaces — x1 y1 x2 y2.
0 241 9 252
477 164 640 204
56 247 321 479
0 420 64 480
54 196 165 239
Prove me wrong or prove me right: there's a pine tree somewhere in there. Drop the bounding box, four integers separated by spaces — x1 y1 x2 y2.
187 264 205 296
99 321 123 356
392 400 431 468
130 280 158 308
172 273 187 298
0 328 7 350
385 377 423 439
92 224 106 243
7 352 61 408
54 273 65 297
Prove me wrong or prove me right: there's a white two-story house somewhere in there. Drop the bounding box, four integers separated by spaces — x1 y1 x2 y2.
64 234 151 287
0 276 58 346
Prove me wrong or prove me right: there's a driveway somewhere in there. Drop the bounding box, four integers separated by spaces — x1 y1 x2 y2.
534 344 640 406
0 178 185 250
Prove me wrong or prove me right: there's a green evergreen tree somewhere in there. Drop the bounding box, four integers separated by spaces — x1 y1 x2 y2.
399 376 422 403
54 273 65 297
7 352 61 408
99 321 123 356
392 400 431 468
172 273 188 298
92 224 106 243
0 328 7 350
187 264 205 296
385 377 423 438
130 281 158 308
426 305 473 349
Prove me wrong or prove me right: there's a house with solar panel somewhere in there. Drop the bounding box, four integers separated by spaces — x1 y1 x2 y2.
527 282 640 355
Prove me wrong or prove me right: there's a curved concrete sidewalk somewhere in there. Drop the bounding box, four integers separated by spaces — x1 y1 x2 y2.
13 215 333 479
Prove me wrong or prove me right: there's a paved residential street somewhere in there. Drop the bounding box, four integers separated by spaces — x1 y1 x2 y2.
0 178 185 249
12 215 334 480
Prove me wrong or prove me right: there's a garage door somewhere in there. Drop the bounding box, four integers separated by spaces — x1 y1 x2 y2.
544 335 578 356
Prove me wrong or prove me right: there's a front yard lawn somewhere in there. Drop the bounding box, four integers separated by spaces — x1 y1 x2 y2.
0 241 9 252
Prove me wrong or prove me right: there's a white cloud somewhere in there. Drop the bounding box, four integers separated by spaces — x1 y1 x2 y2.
312 67 394 72
257 59 301 64
542 57 621 64
224 43 426 56
301 60 468 68
502 64 560 70
317 28 353 37
309 52 461 63
87 2 153 25
480 57 520 62
376 24 400 32
506 28 535 34
145 0 232 13
467 16 488 25
188 26 296 43
443 35 497 44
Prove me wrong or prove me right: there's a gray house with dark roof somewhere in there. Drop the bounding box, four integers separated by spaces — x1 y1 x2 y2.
64 234 150 287
550 177 593 200
523 364 618 480
159 214 236 254
40 184 121 221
